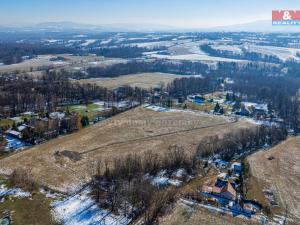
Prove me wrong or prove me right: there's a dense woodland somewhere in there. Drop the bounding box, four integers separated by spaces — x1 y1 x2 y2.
200 44 282 63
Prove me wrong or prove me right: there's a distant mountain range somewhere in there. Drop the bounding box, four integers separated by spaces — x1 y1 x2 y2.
0 20 300 33
37 22 174 32
0 21 174 32
210 20 300 32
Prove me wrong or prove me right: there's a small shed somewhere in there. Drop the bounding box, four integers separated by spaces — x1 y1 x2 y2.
231 162 242 175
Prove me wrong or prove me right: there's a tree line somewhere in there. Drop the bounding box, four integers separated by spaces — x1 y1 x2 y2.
197 125 287 160
89 46 167 59
89 124 286 224
200 44 282 63
0 71 146 117
0 43 77 65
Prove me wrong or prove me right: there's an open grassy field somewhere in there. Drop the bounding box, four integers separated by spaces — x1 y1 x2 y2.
159 201 260 225
75 73 190 89
246 137 300 224
0 107 254 192
67 103 106 120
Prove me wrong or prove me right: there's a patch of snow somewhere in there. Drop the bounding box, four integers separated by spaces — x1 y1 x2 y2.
151 176 170 187
51 188 130 225
50 112 65 120
100 39 112 45
129 41 174 49
73 67 83 70
81 39 97 47
93 101 105 106
147 170 183 187
191 74 204 78
0 185 31 200
88 59 128 66
224 77 234 84
242 102 268 111
53 61 69 65
40 188 61 199
144 105 169 112
44 39 60 43
173 169 186 178
143 104 233 122
167 179 183 187
68 40 80 43
72 105 87 110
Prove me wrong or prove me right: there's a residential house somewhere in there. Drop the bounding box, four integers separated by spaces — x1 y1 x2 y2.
202 179 237 201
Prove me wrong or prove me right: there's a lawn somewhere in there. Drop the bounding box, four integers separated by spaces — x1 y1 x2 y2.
0 193 55 225
68 103 105 120
0 119 14 128
185 102 215 113
21 114 38 122
185 101 233 115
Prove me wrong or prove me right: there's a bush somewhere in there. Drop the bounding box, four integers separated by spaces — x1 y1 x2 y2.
9 168 38 192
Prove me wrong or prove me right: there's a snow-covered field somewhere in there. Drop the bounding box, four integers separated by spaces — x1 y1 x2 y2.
211 45 243 54
100 39 112 45
148 53 247 62
51 188 130 225
88 59 128 66
43 39 61 43
244 45 300 61
129 41 174 49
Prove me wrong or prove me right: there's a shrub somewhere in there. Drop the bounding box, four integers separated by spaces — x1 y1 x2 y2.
9 168 38 192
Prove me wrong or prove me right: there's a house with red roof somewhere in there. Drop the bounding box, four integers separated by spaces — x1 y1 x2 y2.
202 179 237 201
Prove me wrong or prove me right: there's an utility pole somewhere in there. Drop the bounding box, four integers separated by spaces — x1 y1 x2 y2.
283 204 288 225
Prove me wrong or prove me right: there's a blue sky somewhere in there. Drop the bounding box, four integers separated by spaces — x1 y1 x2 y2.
1 0 299 27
